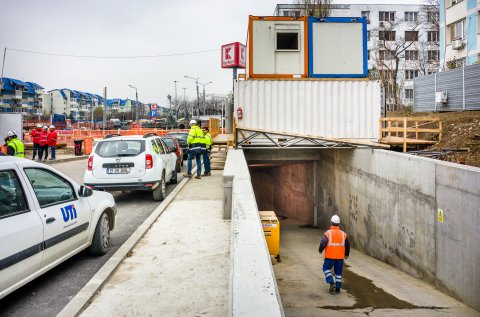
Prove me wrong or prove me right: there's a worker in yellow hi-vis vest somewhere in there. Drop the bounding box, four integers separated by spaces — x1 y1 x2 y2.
184 120 205 179
202 127 212 176
4 130 25 158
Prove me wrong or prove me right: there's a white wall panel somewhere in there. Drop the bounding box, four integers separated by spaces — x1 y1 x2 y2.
235 80 381 140
252 20 305 75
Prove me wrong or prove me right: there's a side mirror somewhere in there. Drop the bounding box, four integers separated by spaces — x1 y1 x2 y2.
168 147 176 153
79 185 93 197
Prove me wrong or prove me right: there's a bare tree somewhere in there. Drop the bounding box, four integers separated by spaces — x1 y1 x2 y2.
421 0 440 30
372 17 422 110
295 0 331 17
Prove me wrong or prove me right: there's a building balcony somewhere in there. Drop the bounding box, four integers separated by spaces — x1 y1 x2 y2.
13 90 23 100
21 103 30 108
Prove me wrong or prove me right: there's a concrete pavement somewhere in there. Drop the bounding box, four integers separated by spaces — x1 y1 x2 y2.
78 171 230 316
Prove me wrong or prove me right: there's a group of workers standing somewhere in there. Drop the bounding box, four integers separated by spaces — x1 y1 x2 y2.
184 119 212 179
30 124 58 161
2 124 57 160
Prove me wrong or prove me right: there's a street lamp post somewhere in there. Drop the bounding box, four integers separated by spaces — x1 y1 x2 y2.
184 75 200 118
128 84 138 122
199 81 212 116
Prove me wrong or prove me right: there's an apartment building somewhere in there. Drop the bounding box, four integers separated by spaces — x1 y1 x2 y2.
44 89 103 121
440 0 480 67
274 3 440 105
0 78 44 114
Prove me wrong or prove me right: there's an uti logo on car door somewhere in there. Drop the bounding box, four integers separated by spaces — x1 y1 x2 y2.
61 204 78 222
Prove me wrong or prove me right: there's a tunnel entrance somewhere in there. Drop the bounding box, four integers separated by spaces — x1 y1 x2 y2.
249 162 315 226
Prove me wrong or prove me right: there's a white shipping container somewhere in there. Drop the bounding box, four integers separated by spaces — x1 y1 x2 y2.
234 80 382 140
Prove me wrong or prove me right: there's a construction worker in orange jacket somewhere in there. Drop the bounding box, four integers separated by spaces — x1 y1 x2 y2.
319 215 350 294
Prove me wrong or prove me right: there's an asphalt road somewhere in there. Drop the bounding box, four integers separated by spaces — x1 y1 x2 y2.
0 158 188 317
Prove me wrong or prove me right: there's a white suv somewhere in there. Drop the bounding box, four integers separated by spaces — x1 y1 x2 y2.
0 157 117 300
84 134 178 201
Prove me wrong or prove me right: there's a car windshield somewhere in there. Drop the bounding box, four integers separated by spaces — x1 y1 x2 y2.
96 140 145 157
168 133 187 141
163 138 175 147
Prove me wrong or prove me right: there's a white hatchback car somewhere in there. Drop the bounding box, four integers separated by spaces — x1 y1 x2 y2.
0 157 117 300
83 134 178 201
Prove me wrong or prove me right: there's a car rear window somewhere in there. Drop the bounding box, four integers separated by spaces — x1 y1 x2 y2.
95 140 145 157
168 133 187 141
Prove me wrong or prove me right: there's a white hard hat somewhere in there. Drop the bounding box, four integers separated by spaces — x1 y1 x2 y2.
49 125 55 129
36 124 42 128
189 119 196 125
331 215 340 224
43 125 48 129
7 130 17 137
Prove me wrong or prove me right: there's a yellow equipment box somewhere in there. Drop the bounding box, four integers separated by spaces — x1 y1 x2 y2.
259 211 280 259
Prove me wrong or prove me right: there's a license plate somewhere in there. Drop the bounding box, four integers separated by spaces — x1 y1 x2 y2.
107 167 130 174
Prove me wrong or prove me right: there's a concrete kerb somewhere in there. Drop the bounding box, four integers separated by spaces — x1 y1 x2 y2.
57 166 197 317
45 155 89 165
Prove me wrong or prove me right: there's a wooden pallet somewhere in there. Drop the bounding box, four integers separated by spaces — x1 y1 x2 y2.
210 144 229 170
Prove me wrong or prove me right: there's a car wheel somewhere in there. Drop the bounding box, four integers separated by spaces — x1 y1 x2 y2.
153 172 166 201
89 212 110 256
170 169 178 184
176 161 181 172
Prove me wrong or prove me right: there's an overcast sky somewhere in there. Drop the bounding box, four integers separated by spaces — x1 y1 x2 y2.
0 0 421 106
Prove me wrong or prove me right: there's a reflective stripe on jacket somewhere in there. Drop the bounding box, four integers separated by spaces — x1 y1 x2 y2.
324 226 347 260
7 138 25 158
187 125 205 153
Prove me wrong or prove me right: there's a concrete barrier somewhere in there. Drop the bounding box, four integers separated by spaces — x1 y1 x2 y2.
316 148 480 311
223 150 284 317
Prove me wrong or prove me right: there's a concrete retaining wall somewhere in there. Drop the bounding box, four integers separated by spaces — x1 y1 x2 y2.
223 150 284 317
316 148 480 310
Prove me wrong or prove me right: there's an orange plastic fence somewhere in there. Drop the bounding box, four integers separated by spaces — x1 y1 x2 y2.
23 129 189 147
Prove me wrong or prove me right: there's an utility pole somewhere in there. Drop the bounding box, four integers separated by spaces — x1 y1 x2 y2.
184 76 200 118
182 87 188 119
103 87 107 134
199 81 212 116
1 47 6 86
128 84 138 123
174 80 179 120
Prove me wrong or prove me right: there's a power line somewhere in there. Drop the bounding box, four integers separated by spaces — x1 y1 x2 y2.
6 47 220 59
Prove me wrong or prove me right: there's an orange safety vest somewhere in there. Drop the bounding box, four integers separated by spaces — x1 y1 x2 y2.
324 226 347 260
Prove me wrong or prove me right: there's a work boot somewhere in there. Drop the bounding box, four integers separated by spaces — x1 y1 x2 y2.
329 284 335 294
335 288 341 294
203 172 211 176
195 175 201 179
183 173 192 179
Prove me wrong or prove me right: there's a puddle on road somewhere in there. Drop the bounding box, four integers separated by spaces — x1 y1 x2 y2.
322 264 442 311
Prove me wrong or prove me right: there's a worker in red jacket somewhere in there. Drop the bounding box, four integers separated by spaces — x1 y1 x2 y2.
47 125 58 160
30 124 42 160
38 126 49 162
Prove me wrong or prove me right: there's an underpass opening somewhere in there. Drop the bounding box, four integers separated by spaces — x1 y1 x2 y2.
249 161 315 226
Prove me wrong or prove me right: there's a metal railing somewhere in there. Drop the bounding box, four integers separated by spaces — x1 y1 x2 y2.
379 117 442 152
